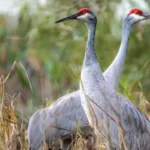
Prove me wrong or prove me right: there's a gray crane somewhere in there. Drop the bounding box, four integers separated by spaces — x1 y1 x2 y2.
28 8 150 150
71 8 150 150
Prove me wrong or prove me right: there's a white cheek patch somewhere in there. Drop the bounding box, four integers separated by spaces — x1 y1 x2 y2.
130 14 145 21
77 13 90 21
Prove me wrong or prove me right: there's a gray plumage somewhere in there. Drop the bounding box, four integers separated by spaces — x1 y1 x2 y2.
28 90 90 150
28 8 150 150
79 8 150 150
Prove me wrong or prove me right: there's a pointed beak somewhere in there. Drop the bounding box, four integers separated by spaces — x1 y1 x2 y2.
145 14 150 19
144 13 150 20
135 13 150 24
55 13 78 23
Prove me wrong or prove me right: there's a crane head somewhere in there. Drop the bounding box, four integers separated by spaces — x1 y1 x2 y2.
127 8 150 24
55 8 97 24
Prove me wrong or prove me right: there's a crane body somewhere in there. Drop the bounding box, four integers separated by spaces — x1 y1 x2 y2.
28 91 91 150
78 8 150 150
28 8 150 150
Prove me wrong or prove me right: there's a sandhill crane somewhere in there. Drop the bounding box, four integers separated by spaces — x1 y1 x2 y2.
28 8 150 150
71 8 150 149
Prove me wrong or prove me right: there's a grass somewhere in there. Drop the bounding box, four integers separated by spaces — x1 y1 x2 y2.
0 61 150 150
0 61 29 150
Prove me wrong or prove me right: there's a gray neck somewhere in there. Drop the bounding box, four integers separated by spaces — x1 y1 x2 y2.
105 17 132 82
113 17 132 71
83 23 98 67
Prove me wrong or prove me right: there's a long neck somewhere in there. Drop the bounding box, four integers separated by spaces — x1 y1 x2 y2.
83 23 98 67
104 18 132 89
116 18 132 67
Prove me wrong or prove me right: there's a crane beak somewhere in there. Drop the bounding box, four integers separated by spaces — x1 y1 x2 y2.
144 14 150 19
55 13 78 23
142 12 150 20
135 14 150 24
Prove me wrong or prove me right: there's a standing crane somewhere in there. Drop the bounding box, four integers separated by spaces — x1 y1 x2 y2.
73 8 150 150
28 8 150 150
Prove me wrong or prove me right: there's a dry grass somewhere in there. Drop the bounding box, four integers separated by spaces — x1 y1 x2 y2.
0 61 150 150
0 61 29 150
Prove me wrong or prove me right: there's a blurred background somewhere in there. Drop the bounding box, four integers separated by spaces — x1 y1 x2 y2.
0 0 150 117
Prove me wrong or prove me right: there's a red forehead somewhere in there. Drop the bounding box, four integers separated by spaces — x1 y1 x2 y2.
129 8 143 16
77 8 91 16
